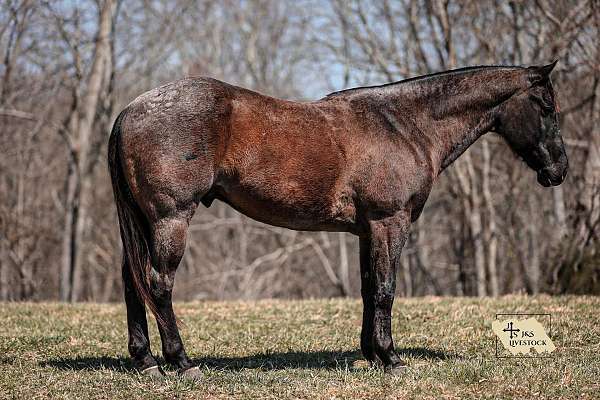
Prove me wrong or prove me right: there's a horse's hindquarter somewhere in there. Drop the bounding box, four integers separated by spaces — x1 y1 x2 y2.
214 95 359 232
119 78 231 222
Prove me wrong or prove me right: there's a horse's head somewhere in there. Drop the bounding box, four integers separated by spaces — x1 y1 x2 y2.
495 61 568 187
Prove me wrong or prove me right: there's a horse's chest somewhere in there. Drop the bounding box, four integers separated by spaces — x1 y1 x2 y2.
355 155 435 218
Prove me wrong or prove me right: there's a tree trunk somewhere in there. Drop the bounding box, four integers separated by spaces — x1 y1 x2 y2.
0 239 8 300
338 232 350 296
469 204 486 297
60 0 115 302
482 141 499 296
458 152 487 297
60 159 78 301
552 186 567 241
581 77 600 244
402 256 413 297
527 195 540 294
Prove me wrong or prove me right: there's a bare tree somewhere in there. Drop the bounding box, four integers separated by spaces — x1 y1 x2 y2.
0 0 598 301
50 0 117 301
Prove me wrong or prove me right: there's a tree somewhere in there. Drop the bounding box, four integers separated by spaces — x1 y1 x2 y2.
50 0 117 301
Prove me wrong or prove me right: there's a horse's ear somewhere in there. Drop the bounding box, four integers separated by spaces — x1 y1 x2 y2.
528 60 558 85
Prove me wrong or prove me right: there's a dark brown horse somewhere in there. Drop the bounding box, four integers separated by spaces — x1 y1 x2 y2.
108 62 567 378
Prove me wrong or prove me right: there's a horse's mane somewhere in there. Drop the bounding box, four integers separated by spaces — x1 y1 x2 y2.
323 65 525 99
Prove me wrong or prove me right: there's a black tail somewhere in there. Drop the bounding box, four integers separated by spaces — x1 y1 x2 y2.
108 109 164 327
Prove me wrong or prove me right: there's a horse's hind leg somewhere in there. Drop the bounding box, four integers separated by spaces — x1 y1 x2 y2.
148 212 201 379
122 261 162 376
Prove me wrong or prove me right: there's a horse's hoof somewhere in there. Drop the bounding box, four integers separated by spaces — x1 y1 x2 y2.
365 354 383 368
179 366 202 381
140 365 166 380
384 362 408 376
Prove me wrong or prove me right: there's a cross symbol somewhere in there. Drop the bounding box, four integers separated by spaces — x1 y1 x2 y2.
503 322 520 339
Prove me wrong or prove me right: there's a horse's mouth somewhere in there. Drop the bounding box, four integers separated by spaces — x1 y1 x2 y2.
537 165 567 187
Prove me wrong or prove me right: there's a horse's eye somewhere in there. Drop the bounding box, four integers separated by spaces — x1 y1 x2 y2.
540 104 553 117
530 95 553 116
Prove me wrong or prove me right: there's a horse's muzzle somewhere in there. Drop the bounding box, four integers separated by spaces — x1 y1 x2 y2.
537 161 568 187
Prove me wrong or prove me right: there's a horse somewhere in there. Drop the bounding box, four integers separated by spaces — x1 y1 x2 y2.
108 61 567 379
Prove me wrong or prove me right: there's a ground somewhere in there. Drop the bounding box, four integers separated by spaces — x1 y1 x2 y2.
0 296 598 399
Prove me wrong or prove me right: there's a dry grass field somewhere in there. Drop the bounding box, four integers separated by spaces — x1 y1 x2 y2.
0 296 598 399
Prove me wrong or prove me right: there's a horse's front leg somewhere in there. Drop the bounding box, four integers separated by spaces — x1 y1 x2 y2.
362 210 410 374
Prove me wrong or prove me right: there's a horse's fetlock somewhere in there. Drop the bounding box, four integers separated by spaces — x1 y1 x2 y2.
128 338 150 359
164 342 184 359
373 332 394 354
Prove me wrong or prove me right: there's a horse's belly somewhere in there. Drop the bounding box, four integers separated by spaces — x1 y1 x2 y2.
213 181 356 233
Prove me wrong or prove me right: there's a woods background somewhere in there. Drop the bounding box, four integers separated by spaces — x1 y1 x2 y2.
0 0 598 302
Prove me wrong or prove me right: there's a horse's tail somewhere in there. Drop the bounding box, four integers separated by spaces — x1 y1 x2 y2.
108 109 163 327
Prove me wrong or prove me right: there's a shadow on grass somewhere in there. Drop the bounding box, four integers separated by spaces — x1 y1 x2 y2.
41 347 457 372
40 356 135 372
193 347 457 371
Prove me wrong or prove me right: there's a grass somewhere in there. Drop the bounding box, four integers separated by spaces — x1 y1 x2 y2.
0 296 598 399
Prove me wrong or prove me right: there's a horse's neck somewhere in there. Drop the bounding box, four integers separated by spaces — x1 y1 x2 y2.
368 67 527 174
436 109 496 171
378 85 505 174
